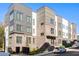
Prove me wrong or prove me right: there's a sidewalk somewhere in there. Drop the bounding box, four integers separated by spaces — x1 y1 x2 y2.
66 48 79 52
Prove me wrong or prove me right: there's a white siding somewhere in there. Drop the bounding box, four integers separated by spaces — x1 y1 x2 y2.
55 15 58 36
62 18 69 39
32 12 37 36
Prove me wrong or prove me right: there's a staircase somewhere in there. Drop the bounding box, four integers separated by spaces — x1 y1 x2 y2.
37 42 54 53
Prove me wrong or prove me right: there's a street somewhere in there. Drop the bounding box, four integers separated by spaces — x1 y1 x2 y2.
41 51 79 56
39 48 79 56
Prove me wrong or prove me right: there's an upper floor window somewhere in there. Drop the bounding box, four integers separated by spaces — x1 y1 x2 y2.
33 38 35 44
26 37 31 44
26 27 32 33
16 36 22 44
58 31 62 36
49 18 54 24
16 24 21 32
51 28 54 34
9 25 13 32
26 16 31 23
10 10 14 21
62 24 68 30
58 23 62 28
33 19 35 25
33 28 35 34
16 11 23 21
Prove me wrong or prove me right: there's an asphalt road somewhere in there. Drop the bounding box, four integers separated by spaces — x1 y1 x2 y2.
41 51 79 56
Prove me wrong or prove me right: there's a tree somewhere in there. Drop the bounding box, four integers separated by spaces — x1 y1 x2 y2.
0 26 4 49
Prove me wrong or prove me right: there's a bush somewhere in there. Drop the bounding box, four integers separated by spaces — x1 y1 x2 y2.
29 49 40 55
8 47 13 54
62 40 72 48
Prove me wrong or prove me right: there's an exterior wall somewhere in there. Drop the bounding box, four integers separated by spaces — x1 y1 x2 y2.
36 7 46 48
68 23 72 40
71 23 77 41
8 33 32 52
55 15 63 46
62 18 69 39
4 4 33 52
32 12 37 36
6 4 32 35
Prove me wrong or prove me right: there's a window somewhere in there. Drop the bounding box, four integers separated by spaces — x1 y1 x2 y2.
10 11 14 21
9 25 13 32
20 13 23 21
26 16 31 23
51 28 54 34
9 37 12 45
69 33 71 38
58 23 62 28
33 28 35 34
16 36 22 44
26 37 31 44
33 38 35 44
58 31 62 36
62 24 68 30
33 19 35 25
16 11 23 21
51 39 54 44
49 18 54 24
26 27 31 33
16 24 21 32
41 33 44 36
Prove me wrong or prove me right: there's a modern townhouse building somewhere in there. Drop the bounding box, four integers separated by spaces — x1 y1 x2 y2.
36 6 77 48
4 4 33 53
4 4 77 53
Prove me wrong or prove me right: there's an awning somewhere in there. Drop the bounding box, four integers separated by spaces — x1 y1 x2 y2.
47 36 56 40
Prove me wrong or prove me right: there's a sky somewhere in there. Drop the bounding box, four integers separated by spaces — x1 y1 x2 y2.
0 3 79 34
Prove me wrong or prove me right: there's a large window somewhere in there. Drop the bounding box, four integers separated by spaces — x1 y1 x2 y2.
9 25 13 32
16 24 21 32
9 37 12 45
58 23 62 28
62 24 68 30
58 31 62 36
33 38 35 44
16 36 22 44
51 28 54 34
26 16 31 23
26 37 31 44
10 10 14 21
33 19 35 25
33 28 35 34
49 18 54 24
26 27 31 33
16 11 23 21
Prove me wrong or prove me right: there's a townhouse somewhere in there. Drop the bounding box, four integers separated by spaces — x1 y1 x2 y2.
4 4 77 53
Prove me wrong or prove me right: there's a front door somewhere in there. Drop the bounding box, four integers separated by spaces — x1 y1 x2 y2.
16 47 20 53
22 47 29 54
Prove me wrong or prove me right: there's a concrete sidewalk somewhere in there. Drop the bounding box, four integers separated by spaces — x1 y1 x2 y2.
66 48 79 52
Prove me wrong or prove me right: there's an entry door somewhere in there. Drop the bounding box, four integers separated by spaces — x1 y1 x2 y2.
16 47 20 53
51 39 54 45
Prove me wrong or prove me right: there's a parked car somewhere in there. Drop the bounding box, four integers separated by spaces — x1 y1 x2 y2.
0 52 11 56
53 47 66 54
